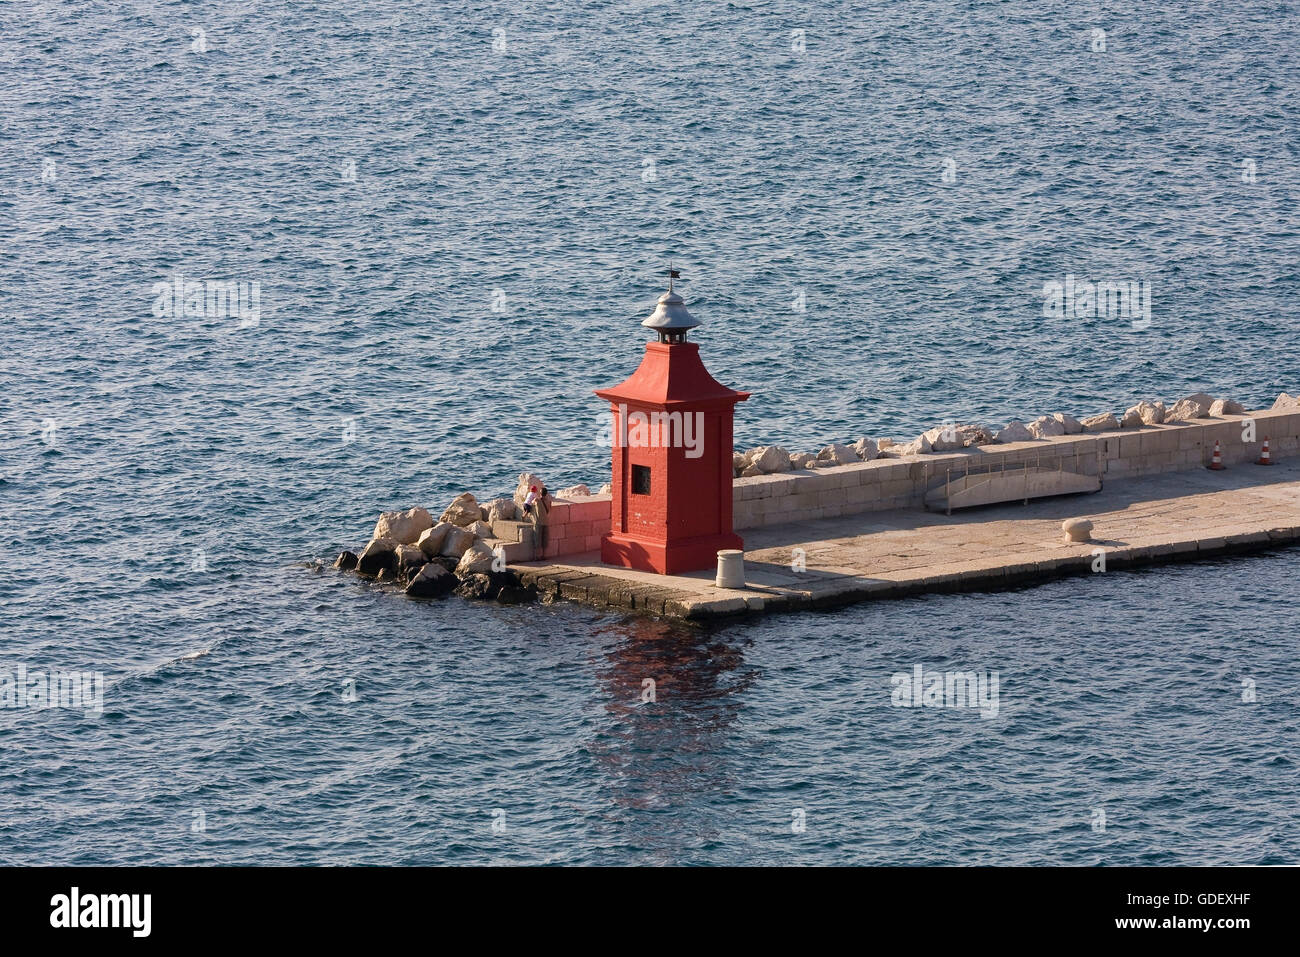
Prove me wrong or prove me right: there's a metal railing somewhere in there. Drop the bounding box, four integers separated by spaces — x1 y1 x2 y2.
927 445 1100 516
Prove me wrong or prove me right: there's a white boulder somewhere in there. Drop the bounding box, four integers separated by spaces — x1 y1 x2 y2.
417 522 452 558
892 432 934 456
956 424 996 447
513 473 546 508
921 427 965 452
817 443 858 465
852 438 879 461
1052 413 1083 435
438 524 476 558
1178 391 1215 410
394 543 426 573
995 421 1033 443
750 446 792 473
1166 395 1211 421
1125 401 1164 426
1120 408 1144 428
455 541 497 575
372 507 433 545
789 452 817 470
1128 403 1159 423
1027 415 1066 439
556 484 590 498
1209 398 1246 416
486 497 518 523
1272 392 1299 410
439 493 482 528
1081 412 1120 432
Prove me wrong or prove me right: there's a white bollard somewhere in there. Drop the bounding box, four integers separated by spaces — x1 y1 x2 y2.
1062 518 1094 543
716 549 745 589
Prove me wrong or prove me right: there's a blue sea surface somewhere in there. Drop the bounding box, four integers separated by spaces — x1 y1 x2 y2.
1 0 1297 865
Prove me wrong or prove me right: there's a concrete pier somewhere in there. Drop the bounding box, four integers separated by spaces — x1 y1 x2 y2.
511 458 1300 620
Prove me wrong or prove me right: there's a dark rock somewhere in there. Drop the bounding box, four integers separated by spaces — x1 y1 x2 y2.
394 544 427 579
333 550 358 571
405 563 456 598
454 573 500 600
495 586 534 605
357 537 398 576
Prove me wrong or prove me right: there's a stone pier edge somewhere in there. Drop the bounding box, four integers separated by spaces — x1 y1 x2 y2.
533 406 1300 558
507 525 1300 621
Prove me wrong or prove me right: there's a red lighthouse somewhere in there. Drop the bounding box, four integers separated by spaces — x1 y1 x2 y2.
595 279 750 575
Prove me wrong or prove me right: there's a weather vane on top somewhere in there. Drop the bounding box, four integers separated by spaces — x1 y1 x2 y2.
668 262 681 292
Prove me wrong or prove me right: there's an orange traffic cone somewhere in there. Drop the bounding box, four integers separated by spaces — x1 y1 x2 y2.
1257 437 1272 465
1207 440 1225 470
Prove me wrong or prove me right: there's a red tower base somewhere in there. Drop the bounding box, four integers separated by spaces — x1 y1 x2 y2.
601 531 743 576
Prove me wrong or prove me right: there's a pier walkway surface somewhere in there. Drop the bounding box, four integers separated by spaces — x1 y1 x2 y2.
513 459 1300 620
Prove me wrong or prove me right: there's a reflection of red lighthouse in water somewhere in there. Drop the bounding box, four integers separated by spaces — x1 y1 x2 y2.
595 280 749 575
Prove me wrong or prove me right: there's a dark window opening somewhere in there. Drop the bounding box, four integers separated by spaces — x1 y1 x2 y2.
631 465 651 495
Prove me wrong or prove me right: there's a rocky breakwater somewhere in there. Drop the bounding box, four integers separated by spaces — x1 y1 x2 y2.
732 392 1276 478
331 474 561 605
